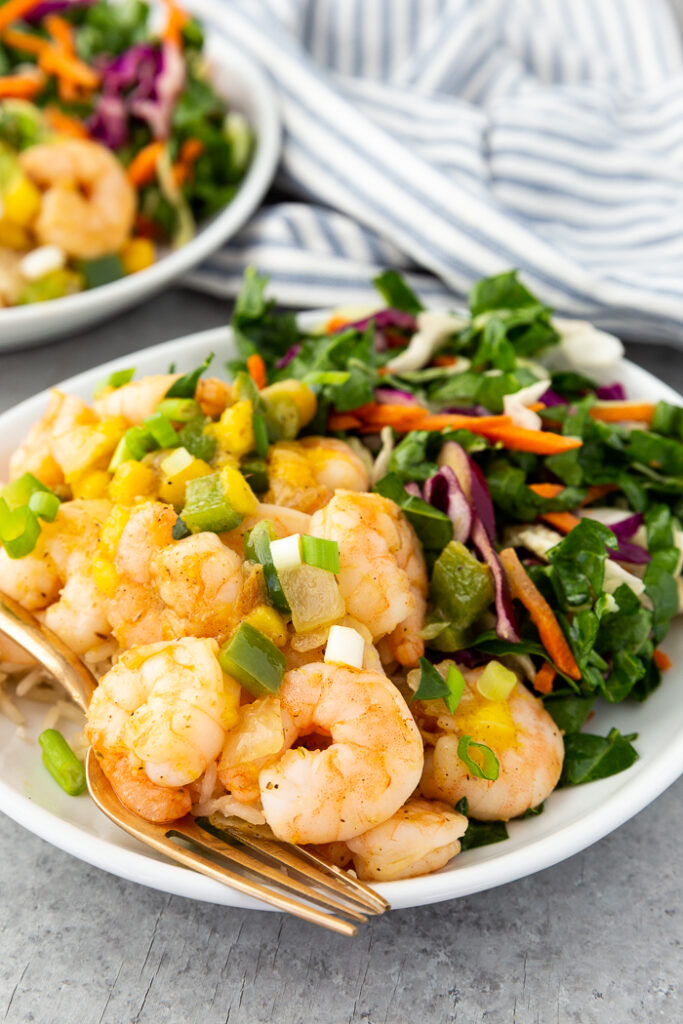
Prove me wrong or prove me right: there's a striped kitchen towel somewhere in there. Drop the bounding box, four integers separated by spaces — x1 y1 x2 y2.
185 0 683 344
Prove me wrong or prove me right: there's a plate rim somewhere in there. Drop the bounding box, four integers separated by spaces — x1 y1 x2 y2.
0 318 681 912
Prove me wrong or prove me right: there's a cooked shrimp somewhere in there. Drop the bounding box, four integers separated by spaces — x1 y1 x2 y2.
19 139 136 259
93 374 179 426
100 754 192 824
151 532 262 641
218 695 297 804
258 662 424 844
222 502 311 557
44 572 111 655
266 437 370 514
196 377 232 418
107 501 177 646
0 634 37 667
418 664 564 820
346 797 468 881
86 637 241 805
9 389 97 487
309 491 427 665
0 498 109 614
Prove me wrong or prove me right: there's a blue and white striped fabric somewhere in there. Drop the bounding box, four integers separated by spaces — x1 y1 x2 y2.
185 0 683 345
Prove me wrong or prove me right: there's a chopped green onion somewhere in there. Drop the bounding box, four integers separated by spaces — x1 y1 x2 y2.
243 519 290 614
301 535 340 574
155 398 202 422
0 498 41 558
144 412 180 448
180 473 243 534
476 661 517 701
177 416 216 462
161 446 194 477
28 490 60 522
165 352 214 398
218 622 286 698
94 367 135 397
411 657 465 714
234 370 260 405
172 516 191 540
252 412 269 458
457 735 500 781
108 426 156 471
38 728 86 796
241 458 268 494
1 472 51 509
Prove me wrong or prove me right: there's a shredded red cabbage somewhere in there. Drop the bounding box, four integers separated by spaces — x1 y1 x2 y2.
610 513 642 541
404 482 422 498
130 44 185 141
423 466 471 544
89 95 128 149
608 539 650 565
596 382 627 401
471 519 520 642
443 405 491 417
468 457 497 542
374 388 417 406
275 343 302 370
538 389 567 408
25 0 94 21
345 309 418 333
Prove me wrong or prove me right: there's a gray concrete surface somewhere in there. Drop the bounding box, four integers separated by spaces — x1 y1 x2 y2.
0 288 681 1024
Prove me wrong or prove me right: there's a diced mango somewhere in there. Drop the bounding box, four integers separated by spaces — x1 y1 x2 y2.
207 399 254 459
157 455 212 508
120 237 156 275
220 465 258 515
243 604 288 647
3 175 41 227
71 469 111 500
0 219 29 249
109 460 157 504
99 504 131 558
92 556 119 597
53 416 127 482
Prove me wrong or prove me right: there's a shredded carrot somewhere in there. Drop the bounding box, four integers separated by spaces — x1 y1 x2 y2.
589 402 655 425
246 353 267 391
127 141 165 187
540 511 581 534
172 137 204 185
328 413 362 431
0 0 43 33
45 106 89 138
162 0 189 47
358 403 428 427
44 13 74 52
528 483 564 499
0 72 43 98
534 661 556 695
499 547 581 680
325 314 350 334
477 423 583 455
580 484 619 506
39 48 99 88
432 354 458 367
2 27 47 55
406 413 511 433
528 402 545 412
653 649 672 671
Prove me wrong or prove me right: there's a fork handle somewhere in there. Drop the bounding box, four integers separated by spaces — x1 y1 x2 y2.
0 590 96 713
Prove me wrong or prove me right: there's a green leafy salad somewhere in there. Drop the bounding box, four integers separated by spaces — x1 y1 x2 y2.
227 267 682 849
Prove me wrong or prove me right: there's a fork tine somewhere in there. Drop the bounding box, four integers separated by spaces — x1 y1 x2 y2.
173 818 369 923
86 753 357 935
197 817 389 914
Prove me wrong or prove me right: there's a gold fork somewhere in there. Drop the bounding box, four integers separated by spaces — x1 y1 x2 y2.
0 590 389 934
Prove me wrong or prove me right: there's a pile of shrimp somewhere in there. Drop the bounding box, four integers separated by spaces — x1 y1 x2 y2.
0 137 138 307
0 372 564 883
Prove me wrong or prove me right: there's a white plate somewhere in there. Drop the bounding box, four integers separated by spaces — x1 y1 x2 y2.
0 15 280 351
0 319 681 912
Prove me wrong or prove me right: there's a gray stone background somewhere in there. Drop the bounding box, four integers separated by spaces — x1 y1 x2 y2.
0 290 681 1024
